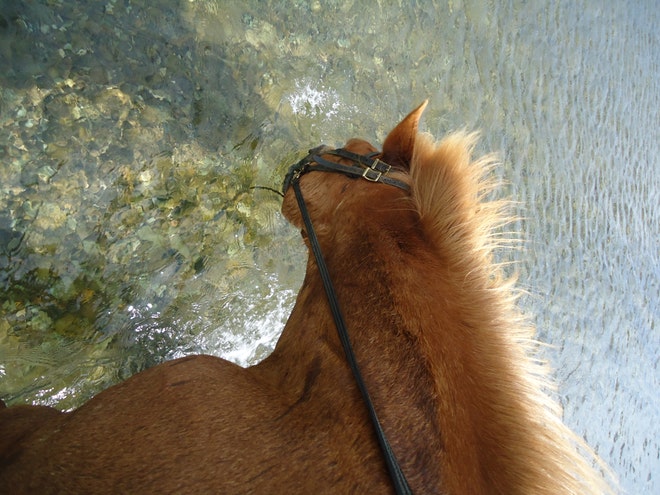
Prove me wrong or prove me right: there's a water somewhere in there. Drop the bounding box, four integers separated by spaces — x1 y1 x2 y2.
1 1 657 492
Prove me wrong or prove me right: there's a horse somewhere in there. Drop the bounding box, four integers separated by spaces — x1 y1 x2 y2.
0 101 615 494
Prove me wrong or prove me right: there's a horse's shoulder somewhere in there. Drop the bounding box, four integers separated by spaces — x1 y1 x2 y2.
0 404 63 463
85 354 255 409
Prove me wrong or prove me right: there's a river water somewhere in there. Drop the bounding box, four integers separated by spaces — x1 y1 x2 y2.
0 1 657 493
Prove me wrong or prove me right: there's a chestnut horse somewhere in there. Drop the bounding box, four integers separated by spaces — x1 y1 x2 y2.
0 102 614 494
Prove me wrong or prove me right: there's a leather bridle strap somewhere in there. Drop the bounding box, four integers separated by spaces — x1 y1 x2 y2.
290 177 413 495
309 150 410 191
281 146 410 195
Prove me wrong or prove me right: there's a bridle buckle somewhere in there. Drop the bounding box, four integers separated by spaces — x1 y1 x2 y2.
362 167 382 182
361 158 391 182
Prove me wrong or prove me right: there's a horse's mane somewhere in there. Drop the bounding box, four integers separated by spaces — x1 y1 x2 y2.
403 131 616 494
410 131 510 270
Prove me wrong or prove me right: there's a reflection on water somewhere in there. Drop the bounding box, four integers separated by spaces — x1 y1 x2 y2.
0 1 657 492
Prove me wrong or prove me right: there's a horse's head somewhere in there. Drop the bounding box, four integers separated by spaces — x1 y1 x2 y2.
281 101 428 246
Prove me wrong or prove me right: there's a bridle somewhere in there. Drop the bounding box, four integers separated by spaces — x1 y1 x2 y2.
282 145 410 194
282 146 413 495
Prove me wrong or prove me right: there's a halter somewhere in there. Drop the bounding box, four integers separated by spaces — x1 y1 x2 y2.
282 145 410 195
282 147 413 495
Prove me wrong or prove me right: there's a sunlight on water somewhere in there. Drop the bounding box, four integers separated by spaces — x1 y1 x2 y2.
286 79 343 118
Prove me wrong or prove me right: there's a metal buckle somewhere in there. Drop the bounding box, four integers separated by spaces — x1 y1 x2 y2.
362 159 390 182
370 158 391 174
282 155 312 193
362 167 382 182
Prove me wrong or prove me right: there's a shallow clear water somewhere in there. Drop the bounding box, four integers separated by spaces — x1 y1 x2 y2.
0 1 657 492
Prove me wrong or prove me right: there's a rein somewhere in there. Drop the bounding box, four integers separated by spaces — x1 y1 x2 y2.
283 147 413 495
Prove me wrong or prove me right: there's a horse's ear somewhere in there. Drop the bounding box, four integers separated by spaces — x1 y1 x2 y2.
381 100 428 170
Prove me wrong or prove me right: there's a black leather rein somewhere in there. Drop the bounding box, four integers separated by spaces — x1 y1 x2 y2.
282 146 413 495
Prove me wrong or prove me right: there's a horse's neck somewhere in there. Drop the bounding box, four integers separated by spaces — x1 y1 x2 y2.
263 220 430 391
256 221 446 489
257 217 537 494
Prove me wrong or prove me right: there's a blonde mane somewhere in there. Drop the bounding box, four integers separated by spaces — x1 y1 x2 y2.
405 131 616 494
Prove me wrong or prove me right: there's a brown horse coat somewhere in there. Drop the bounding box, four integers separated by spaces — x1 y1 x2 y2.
0 102 614 494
